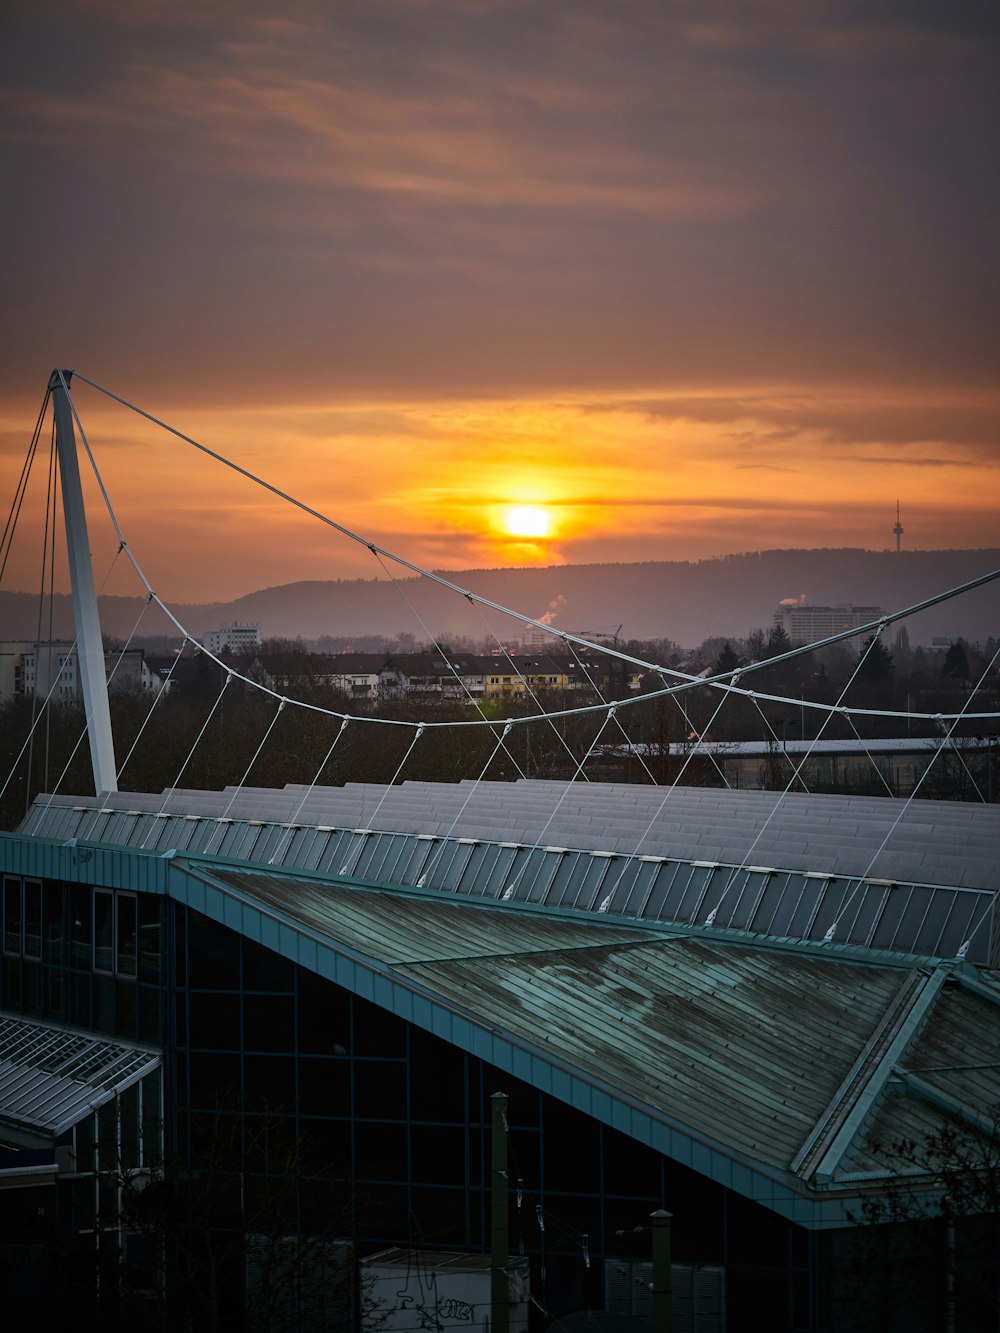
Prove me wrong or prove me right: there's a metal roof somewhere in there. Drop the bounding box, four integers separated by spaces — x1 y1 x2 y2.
0 1013 160 1140
195 863 1000 1219
20 779 1000 964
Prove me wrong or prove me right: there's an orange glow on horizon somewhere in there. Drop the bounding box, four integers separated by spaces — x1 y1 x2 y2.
0 380 997 604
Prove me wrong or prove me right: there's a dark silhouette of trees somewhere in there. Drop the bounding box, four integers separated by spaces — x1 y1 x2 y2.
943 641 971 681
840 1106 1000 1332
856 635 895 684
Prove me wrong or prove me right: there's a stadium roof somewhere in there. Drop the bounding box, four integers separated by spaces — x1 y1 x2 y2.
6 778 1000 1227
19 779 1000 964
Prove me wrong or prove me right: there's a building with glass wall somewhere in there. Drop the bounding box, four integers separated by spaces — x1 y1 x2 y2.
2 780 1000 1331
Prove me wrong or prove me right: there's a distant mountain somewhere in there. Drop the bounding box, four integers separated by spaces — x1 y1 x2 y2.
2 549 997 648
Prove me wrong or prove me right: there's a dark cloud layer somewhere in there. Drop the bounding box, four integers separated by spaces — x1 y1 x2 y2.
2 0 998 402
1 1 997 596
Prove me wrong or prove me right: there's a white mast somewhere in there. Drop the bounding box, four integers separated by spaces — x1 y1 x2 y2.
50 369 118 795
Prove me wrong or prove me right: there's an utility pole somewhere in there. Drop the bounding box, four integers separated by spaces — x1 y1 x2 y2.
50 370 118 795
491 1091 510 1333
650 1209 673 1332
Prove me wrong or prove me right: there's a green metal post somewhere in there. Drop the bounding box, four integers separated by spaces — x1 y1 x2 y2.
651 1208 673 1332
491 1091 510 1333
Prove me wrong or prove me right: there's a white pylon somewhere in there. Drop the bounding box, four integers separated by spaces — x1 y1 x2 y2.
50 370 118 795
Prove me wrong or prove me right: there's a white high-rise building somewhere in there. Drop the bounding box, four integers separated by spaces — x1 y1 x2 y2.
202 623 262 655
774 603 882 646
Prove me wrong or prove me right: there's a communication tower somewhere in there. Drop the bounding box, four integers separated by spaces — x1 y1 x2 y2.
893 501 904 553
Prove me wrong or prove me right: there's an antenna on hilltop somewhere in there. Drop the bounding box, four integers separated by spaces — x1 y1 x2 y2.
893 500 904 554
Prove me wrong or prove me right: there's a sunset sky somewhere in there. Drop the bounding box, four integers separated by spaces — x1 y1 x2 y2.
1 0 998 604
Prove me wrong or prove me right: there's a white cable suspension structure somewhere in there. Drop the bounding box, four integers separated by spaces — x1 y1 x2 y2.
339 726 428 873
19 544 133 818
415 722 515 889
842 712 898 798
822 638 1000 947
743 692 811 793
499 707 620 901
114 623 185 783
203 697 289 856
267 716 352 866
139 673 234 849
469 599 595 778
47 371 1000 744
66 370 1000 703
560 633 669 788
597 675 744 907
366 547 528 777
701 628 893 928
4 368 994 830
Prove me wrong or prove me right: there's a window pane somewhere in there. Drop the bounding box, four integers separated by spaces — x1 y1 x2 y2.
94 974 114 1030
69 972 91 1027
46 966 64 1020
22 961 42 1015
189 991 240 1050
23 881 41 959
139 987 161 1044
243 936 293 992
115 977 137 1038
93 891 113 972
1 956 21 1007
139 896 161 982
354 1061 407 1119
187 915 240 989
3 877 21 954
69 887 91 967
116 895 137 976
43 883 64 964
244 993 294 1052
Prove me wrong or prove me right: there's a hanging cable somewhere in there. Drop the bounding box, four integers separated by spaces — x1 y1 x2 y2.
115 626 184 784
745 692 810 793
140 672 234 847
0 384 51 585
356 723 427 835
843 711 897 798
416 721 515 888
703 629 891 928
499 706 618 900
203 697 289 854
26 420 60 813
472 600 589 778
562 634 669 788
825 638 1000 943
366 547 528 777
68 370 1000 693
601 674 739 907
267 716 352 866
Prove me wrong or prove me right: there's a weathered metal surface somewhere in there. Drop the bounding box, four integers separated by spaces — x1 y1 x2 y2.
0 1013 160 1137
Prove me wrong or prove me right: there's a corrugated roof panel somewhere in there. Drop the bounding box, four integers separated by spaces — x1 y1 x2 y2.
398 936 904 1174
202 865 920 1182
0 1014 160 1138
214 869 649 965
20 778 1000 963
904 983 1000 1113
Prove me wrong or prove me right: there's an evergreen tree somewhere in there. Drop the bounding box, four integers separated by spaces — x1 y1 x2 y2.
942 640 970 680
712 642 742 676
856 634 895 683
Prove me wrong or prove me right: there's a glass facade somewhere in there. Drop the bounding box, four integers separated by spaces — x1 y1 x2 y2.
1 876 820 1329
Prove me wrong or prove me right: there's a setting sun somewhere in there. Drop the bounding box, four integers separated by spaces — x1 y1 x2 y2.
504 504 552 538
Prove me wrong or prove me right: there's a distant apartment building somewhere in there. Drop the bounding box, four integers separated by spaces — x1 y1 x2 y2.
201 623 262 655
773 603 882 646
0 641 162 702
